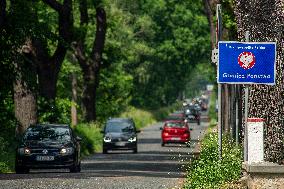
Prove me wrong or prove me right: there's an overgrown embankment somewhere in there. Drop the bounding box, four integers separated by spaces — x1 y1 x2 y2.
183 91 242 189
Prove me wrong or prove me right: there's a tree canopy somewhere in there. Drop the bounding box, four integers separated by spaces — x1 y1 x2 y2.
0 0 213 130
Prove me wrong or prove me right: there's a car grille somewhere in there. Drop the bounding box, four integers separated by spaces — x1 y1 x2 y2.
30 148 60 155
111 138 128 142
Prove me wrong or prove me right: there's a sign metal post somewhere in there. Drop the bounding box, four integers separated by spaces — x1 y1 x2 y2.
244 31 250 161
216 4 222 160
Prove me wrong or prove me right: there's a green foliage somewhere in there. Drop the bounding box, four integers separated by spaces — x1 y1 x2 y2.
138 0 210 108
185 63 215 99
0 137 10 173
73 123 103 156
184 133 242 189
151 102 182 121
120 106 156 130
0 135 16 173
96 65 133 121
221 0 237 40
0 94 16 173
208 90 217 128
38 97 72 124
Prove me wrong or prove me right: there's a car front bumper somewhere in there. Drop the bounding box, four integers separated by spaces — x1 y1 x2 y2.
103 141 137 150
16 154 76 169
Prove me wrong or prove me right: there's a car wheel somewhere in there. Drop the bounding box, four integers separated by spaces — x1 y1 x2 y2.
15 166 29 174
103 148 108 154
133 147 138 153
70 162 81 173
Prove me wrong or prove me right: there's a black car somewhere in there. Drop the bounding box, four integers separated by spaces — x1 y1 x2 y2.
184 105 201 125
101 118 140 154
15 124 81 174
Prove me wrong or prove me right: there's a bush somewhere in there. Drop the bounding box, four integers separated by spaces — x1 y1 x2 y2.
0 137 12 173
120 106 156 129
208 91 217 128
152 102 182 121
184 133 242 189
73 123 103 156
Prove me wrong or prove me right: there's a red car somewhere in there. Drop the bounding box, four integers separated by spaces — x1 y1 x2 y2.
160 120 191 146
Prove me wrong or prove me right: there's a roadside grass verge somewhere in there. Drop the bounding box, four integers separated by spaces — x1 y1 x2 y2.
183 90 242 189
208 91 217 129
0 137 15 173
73 122 103 157
0 121 17 173
184 133 242 189
120 106 156 130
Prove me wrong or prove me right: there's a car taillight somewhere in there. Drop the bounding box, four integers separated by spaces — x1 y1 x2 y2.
163 132 169 136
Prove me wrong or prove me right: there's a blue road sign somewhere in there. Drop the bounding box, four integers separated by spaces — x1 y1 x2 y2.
218 41 276 85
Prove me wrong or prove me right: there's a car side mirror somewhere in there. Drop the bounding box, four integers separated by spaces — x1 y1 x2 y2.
76 136 82 142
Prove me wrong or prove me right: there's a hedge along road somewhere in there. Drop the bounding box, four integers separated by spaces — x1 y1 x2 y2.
0 111 209 189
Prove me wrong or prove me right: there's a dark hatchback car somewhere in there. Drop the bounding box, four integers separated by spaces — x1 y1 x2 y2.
15 124 81 174
101 118 140 154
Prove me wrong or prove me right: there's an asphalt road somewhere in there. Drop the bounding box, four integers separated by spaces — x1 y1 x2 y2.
0 112 209 189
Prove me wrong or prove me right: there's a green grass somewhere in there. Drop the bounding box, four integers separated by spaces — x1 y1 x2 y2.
0 137 14 173
208 91 217 128
184 133 242 189
183 90 242 189
73 122 103 157
120 106 157 130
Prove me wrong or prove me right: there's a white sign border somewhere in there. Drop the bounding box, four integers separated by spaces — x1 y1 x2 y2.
217 41 277 85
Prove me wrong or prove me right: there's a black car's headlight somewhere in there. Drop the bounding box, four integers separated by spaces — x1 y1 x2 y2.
128 137 137 142
103 137 111 143
60 147 74 155
18 147 31 155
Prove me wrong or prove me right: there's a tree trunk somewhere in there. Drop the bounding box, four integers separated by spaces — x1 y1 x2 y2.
203 0 216 49
34 0 73 101
14 63 37 136
71 73 78 126
73 5 107 122
38 61 59 100
81 66 99 122
235 0 284 163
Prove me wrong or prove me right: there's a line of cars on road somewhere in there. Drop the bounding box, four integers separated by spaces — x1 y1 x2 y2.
14 95 209 174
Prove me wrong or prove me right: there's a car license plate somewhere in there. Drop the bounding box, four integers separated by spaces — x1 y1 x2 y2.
36 156 54 161
171 137 181 141
115 142 126 147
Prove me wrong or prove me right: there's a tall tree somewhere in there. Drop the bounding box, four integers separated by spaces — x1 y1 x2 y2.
235 0 284 163
8 1 38 135
34 0 73 101
72 0 107 122
203 0 218 49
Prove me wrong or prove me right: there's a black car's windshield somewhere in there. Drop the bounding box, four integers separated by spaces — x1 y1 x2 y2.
23 126 71 141
105 122 134 133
